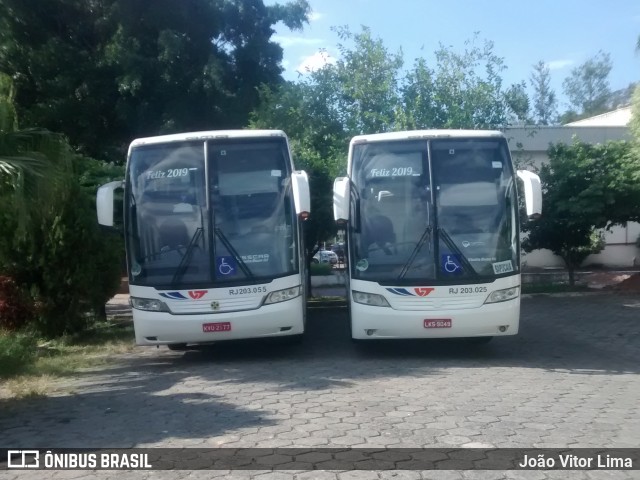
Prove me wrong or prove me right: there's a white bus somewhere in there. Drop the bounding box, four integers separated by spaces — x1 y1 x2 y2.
333 130 542 342
96 130 310 349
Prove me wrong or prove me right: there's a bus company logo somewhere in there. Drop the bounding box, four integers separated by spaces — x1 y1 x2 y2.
158 291 209 300
188 290 207 299
159 292 188 300
385 288 434 297
414 287 434 297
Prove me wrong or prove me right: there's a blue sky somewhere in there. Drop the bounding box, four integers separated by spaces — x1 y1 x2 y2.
267 0 640 110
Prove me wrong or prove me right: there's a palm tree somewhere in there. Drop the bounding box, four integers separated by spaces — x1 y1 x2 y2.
0 73 69 235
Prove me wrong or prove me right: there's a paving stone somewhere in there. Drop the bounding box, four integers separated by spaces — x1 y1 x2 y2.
1 295 639 480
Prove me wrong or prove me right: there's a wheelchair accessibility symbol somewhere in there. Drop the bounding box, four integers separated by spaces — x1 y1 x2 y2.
216 256 237 276
441 254 462 274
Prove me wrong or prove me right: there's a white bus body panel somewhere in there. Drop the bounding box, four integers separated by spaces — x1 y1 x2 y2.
349 275 520 340
129 274 304 345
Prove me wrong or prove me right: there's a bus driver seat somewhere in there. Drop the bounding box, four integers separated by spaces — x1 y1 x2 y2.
158 217 190 253
364 214 396 255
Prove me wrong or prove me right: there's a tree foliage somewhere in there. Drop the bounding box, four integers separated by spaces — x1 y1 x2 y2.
561 51 612 121
529 60 557 125
629 84 640 146
522 140 640 284
0 75 123 336
0 0 310 160
401 36 525 130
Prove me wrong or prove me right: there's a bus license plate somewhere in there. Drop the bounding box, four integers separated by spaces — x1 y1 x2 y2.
424 319 452 329
203 322 231 333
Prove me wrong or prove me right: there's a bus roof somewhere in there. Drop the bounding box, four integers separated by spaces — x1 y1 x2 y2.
350 129 504 145
129 130 288 148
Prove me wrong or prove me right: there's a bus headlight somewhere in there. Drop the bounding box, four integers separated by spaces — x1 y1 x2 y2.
130 297 170 312
264 286 301 305
484 286 520 304
352 291 391 307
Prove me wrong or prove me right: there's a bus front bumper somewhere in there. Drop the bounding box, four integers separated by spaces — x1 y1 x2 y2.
350 299 520 340
131 296 305 346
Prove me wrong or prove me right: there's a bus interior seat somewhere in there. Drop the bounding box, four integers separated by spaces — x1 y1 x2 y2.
364 214 396 253
158 217 190 250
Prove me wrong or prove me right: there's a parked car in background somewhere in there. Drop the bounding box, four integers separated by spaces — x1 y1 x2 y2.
313 249 339 265
331 243 345 262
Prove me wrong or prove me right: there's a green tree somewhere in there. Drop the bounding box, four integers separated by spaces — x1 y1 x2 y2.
0 74 122 335
529 60 557 125
522 140 640 285
330 26 403 135
0 0 310 160
504 82 531 125
561 51 612 121
402 36 527 129
0 73 70 236
630 84 640 144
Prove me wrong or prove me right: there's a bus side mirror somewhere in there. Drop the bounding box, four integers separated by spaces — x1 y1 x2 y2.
292 171 310 220
516 170 542 220
333 177 350 225
97 180 124 226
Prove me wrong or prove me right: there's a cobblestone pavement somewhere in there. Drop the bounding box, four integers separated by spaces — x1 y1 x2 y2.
2 294 640 479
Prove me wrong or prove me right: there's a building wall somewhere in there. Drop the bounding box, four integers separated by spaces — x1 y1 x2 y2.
505 125 640 269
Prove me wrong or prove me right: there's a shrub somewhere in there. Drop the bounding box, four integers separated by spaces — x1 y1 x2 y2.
0 331 37 377
310 263 333 276
0 159 123 337
0 275 33 331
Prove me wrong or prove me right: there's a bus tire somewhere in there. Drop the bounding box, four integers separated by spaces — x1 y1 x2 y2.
167 343 188 351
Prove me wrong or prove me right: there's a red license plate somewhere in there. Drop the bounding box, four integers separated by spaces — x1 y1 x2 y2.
424 319 452 329
203 322 231 332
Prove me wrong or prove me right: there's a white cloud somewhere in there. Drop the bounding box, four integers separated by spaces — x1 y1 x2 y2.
308 11 325 22
296 51 336 74
272 35 324 48
547 59 574 71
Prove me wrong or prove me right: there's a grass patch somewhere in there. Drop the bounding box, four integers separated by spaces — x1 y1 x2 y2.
522 283 591 294
307 296 347 309
310 263 333 276
0 321 135 398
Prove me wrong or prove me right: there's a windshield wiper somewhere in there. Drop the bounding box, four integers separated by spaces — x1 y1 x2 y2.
171 227 204 285
398 226 432 280
214 228 254 278
438 227 478 276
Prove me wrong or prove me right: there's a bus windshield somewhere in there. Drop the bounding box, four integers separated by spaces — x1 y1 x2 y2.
350 137 518 283
126 138 298 288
